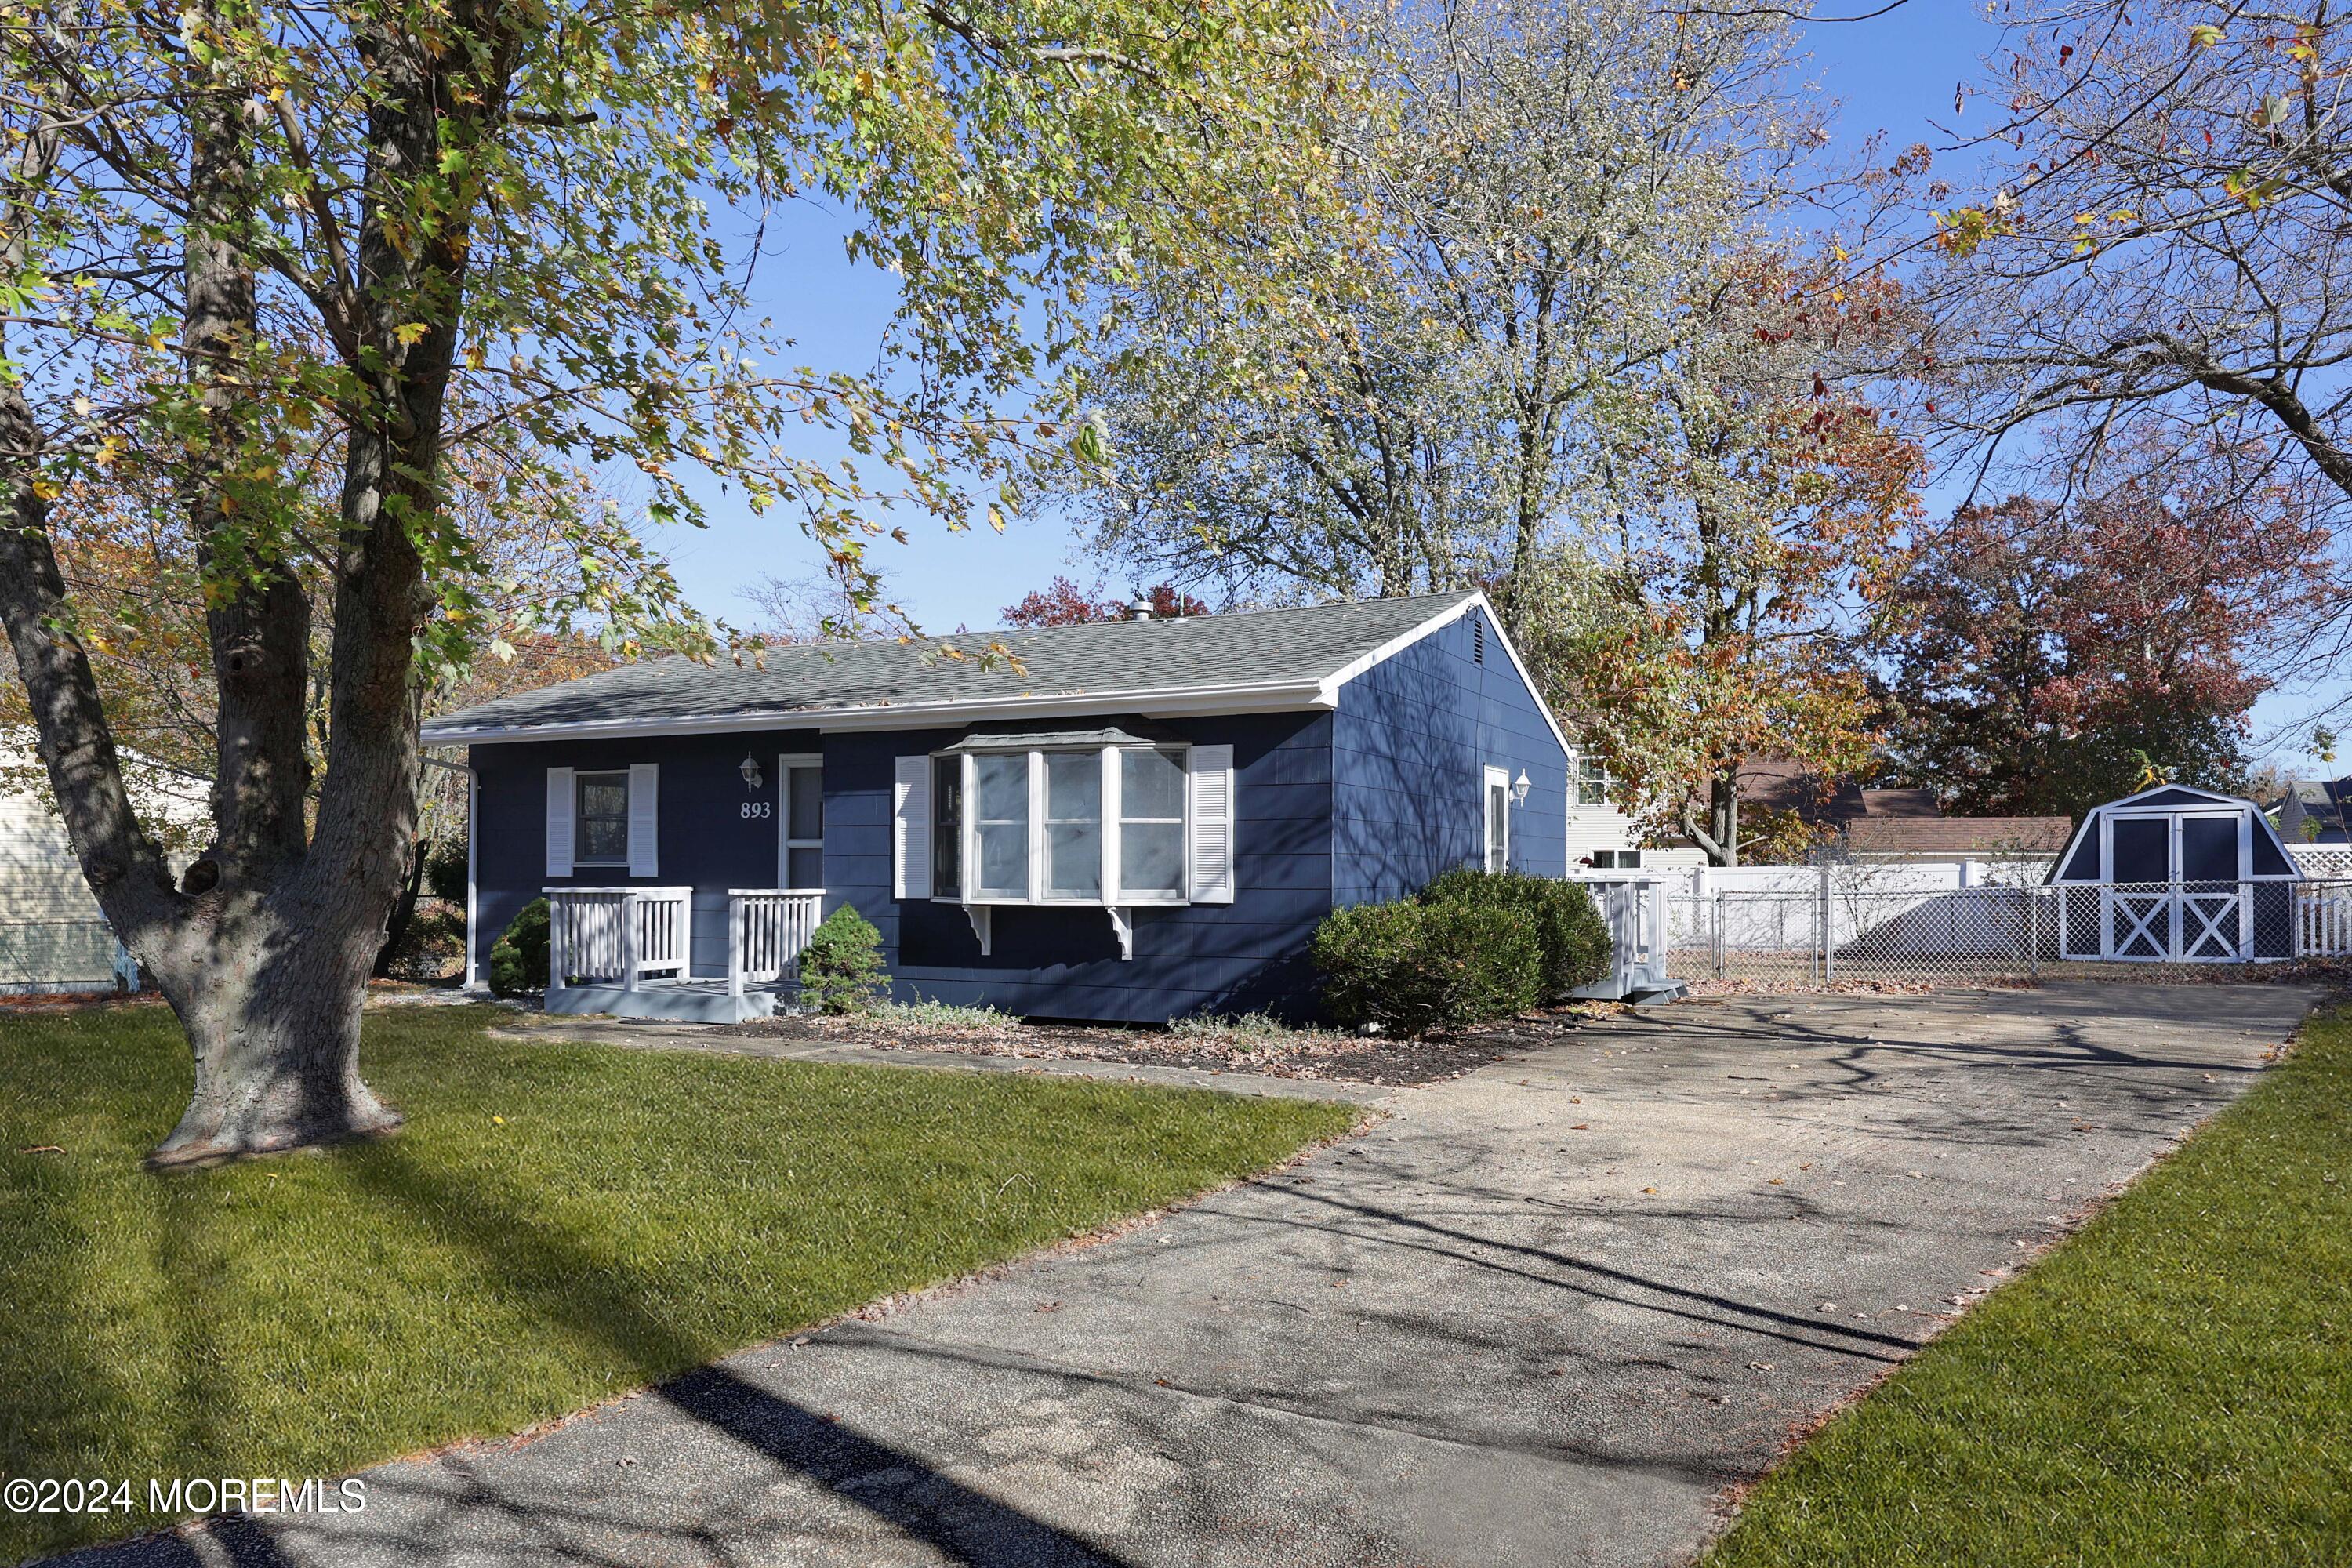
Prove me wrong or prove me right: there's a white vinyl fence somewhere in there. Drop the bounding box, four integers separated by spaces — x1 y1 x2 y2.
1583 862 2352 992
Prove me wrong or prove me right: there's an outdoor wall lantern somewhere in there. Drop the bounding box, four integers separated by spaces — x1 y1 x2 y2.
1512 769 1532 806
739 753 764 791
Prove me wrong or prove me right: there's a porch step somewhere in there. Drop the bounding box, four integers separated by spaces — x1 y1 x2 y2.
546 982 782 1025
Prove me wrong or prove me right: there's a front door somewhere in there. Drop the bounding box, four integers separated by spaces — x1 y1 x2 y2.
2099 811 2246 960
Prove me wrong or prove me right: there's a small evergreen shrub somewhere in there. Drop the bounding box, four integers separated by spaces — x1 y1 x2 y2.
423 838 468 905
1417 866 1613 998
1311 898 1541 1037
489 898 550 996
797 905 889 1014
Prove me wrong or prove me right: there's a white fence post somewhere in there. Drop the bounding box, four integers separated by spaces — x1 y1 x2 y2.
619 891 640 993
1819 862 1833 983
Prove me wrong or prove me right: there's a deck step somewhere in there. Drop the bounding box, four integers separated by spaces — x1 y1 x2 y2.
545 982 782 1025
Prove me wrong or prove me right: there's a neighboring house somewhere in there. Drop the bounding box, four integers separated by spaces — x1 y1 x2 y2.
1839 815 2074 864
1565 755 1962 872
1562 753 1706 870
2272 777 2352 845
425 591 1570 1024
0 743 203 993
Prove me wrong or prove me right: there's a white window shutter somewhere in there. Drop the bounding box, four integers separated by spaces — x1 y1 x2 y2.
627 763 659 877
545 768 575 877
1188 745 1236 903
895 756 931 899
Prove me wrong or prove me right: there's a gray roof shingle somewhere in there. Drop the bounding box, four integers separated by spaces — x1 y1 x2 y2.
424 591 1480 738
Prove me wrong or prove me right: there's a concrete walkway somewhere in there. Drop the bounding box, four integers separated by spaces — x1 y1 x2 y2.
63 983 2313 1568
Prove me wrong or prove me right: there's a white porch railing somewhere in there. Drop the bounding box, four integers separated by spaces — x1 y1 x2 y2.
1566 873 1673 997
546 887 691 989
728 889 825 997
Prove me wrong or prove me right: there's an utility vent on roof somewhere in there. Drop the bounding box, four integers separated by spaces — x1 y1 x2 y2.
1472 613 1486 665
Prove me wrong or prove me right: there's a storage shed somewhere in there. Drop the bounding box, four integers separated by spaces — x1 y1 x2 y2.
2046 785 2300 961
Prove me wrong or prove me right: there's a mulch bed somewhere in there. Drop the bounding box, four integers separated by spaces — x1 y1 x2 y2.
714 1005 1617 1087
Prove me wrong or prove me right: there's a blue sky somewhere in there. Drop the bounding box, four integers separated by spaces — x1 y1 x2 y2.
655 1 2334 770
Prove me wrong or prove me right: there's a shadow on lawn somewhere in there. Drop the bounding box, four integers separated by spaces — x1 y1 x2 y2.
62 1141 1129 1568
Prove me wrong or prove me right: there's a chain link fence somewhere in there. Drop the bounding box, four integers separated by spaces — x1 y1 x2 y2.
1618 868 2352 993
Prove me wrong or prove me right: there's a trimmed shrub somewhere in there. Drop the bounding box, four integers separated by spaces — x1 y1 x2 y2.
798 905 889 1014
1418 866 1613 999
489 898 550 996
1311 898 1542 1037
423 838 468 906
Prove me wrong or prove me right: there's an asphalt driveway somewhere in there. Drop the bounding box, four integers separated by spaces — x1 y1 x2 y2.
63 982 2313 1568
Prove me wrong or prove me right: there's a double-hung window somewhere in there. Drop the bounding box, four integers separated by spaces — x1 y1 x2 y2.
1119 748 1186 899
1575 756 1612 808
575 771 630 866
546 763 658 878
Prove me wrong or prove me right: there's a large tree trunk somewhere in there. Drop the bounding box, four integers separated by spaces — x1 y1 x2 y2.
148 895 401 1166
1681 765 1742 867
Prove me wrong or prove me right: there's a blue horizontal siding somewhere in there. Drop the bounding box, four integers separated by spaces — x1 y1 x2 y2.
1330 607 1568 906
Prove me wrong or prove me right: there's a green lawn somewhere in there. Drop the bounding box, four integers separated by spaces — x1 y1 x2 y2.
0 1003 1358 1560
1706 1003 2352 1568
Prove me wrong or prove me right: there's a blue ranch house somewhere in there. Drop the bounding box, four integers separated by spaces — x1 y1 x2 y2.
426 590 1570 1023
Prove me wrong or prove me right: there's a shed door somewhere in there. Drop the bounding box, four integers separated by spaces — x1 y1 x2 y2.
2099 811 2249 961
2100 817 2173 960
2177 813 2247 960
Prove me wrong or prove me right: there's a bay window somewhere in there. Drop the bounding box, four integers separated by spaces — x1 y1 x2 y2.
902 733 1233 912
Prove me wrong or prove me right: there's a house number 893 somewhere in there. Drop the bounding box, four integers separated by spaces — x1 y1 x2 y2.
740 801 771 819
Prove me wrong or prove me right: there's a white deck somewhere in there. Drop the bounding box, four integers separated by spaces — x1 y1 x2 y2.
545 887 823 1025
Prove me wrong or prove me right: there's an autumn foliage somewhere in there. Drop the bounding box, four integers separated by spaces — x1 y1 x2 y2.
1000 577 1210 627
1884 471 2331 816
